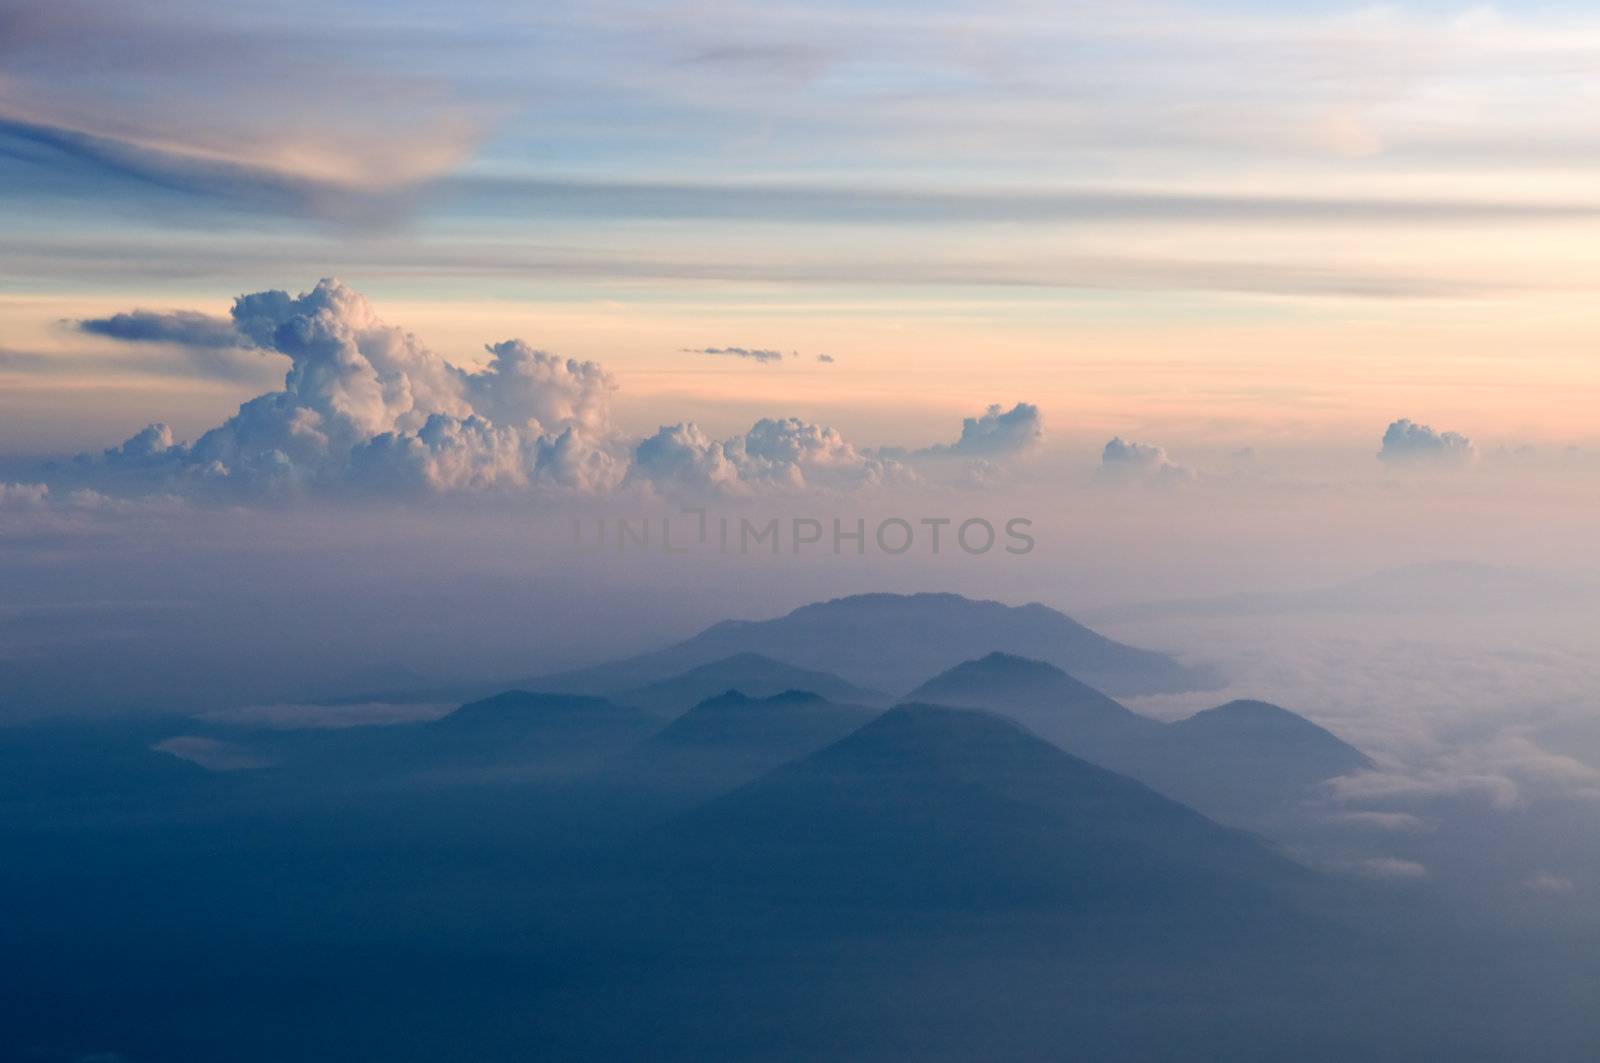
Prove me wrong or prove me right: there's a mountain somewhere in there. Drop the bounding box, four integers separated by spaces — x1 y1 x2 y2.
537 592 1219 699
905 651 1160 758
1130 700 1376 825
903 656 1371 827
605 690 879 802
643 703 1305 915
613 653 888 717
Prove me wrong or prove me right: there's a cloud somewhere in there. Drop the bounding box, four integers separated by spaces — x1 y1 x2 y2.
74 279 623 494
629 416 915 496
1098 437 1195 483
0 482 49 507
1525 872 1576 896
1322 810 1429 833
682 346 786 364
0 3 487 223
816 353 835 364
1379 418 1476 466
55 279 953 501
917 402 1043 458
76 309 244 349
1353 857 1428 881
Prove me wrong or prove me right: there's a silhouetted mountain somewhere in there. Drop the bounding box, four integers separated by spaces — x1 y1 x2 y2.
614 653 888 717
645 703 1304 914
906 651 1161 757
903 655 1372 828
604 689 879 803
1128 700 1375 825
538 592 1219 698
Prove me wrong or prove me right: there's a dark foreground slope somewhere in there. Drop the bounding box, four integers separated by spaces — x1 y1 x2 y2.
0 703 1592 1062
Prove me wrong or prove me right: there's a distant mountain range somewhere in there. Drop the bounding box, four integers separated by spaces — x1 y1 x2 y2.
537 592 1221 699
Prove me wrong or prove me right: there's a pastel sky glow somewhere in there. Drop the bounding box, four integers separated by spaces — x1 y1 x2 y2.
4 0 1600 462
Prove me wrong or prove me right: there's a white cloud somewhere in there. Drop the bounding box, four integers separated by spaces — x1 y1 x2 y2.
79 279 628 496
50 281 1053 502
1098 437 1195 484
1379 418 1476 466
628 416 915 496
918 402 1043 458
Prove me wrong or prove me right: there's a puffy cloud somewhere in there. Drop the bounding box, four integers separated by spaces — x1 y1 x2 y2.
629 417 915 496
1379 418 1476 466
816 353 836 364
76 309 244 349
462 340 616 436
630 423 746 495
919 402 1043 458
107 422 181 462
682 346 786 364
1098 437 1195 483
80 279 623 494
60 280 1020 501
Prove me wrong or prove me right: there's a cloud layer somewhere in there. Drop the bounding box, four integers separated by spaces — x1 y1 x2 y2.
67 279 1024 500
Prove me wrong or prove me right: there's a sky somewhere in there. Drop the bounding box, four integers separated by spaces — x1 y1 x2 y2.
5 0 1600 460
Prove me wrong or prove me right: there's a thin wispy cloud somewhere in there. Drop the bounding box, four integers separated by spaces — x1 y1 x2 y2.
681 346 787 365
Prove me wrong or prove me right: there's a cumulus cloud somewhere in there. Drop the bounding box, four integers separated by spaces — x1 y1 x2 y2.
76 309 245 349
918 402 1043 458
1098 437 1195 483
1379 418 1476 466
57 279 979 501
629 416 915 496
816 353 836 364
76 279 624 495
682 346 787 364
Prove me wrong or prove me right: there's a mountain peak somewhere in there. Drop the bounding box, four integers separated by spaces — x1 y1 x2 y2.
957 650 1068 675
650 702 1303 912
536 589 1220 701
1169 698 1375 777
